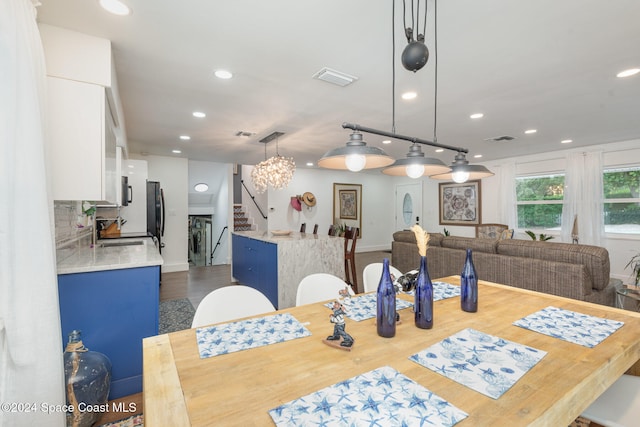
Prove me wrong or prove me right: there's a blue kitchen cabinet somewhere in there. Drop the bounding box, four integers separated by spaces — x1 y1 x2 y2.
232 234 278 308
57 265 160 400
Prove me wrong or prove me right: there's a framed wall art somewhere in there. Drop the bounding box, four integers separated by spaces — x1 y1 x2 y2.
439 180 482 226
333 183 362 237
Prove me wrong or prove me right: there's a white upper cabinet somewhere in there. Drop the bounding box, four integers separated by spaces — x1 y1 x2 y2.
47 77 118 202
40 24 126 203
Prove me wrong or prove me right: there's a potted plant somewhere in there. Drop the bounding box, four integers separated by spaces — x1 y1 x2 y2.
525 230 554 241
626 252 640 286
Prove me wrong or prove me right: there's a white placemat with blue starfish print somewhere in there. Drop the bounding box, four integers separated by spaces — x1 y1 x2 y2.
513 306 624 348
410 328 547 399
403 281 461 300
196 313 311 358
269 365 468 427
324 293 413 322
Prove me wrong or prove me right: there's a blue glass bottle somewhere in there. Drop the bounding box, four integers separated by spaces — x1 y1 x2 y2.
461 248 478 312
376 258 396 337
414 255 433 329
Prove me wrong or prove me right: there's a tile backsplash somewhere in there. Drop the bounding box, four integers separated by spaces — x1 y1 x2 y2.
54 201 92 251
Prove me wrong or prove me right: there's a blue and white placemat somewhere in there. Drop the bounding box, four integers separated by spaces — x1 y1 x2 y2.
513 306 624 348
196 312 312 358
324 293 413 322
404 281 461 301
410 328 546 399
269 366 468 427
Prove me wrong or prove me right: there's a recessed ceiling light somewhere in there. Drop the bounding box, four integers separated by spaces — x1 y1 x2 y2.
382 140 392 144
524 129 537 134
179 135 191 141
172 149 182 154
616 68 640 78
99 0 131 16
127 164 134 168
214 69 233 79
561 139 573 144
470 113 484 119
474 154 483 158
306 162 314 167
192 111 206 118
435 148 444 153
401 92 417 100
194 183 209 192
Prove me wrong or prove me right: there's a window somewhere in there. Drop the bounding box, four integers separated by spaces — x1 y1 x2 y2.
603 167 640 234
516 174 564 230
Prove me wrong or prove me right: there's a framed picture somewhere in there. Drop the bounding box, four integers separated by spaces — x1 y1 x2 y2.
439 180 482 226
333 183 362 237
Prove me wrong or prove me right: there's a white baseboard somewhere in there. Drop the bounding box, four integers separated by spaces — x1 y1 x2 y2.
356 244 392 253
161 262 189 273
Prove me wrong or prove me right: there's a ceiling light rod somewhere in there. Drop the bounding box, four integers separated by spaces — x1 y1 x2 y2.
342 122 468 154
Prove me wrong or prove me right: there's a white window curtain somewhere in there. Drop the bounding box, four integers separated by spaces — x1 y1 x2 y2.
561 151 604 246
497 162 517 230
0 1 65 426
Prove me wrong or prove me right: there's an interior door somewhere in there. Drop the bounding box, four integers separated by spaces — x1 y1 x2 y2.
395 182 423 231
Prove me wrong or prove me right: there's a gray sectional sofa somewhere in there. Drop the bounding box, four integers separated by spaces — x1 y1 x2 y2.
391 231 618 306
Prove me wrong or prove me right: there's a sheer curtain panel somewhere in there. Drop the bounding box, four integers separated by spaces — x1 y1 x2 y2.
0 1 65 425
561 151 604 246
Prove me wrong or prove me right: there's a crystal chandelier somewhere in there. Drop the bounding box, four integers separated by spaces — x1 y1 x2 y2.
250 132 295 193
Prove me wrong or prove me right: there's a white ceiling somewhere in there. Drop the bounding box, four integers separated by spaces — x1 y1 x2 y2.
36 0 640 170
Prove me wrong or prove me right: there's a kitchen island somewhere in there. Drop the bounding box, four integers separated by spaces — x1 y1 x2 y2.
232 231 344 309
57 237 163 399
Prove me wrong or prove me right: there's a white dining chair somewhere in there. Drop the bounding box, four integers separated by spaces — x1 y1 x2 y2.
191 285 276 328
580 374 640 427
295 273 355 306
362 262 403 293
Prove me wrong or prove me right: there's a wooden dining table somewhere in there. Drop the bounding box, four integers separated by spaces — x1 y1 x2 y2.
143 276 640 426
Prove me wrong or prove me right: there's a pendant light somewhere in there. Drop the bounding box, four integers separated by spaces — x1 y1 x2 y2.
317 131 394 172
322 0 493 183
430 152 494 182
382 144 450 177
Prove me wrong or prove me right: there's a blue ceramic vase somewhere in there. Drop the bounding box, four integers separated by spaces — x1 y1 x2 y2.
414 255 434 329
376 258 396 338
64 330 112 427
461 248 478 312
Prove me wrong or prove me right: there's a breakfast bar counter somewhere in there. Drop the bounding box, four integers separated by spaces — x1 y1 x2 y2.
231 231 345 309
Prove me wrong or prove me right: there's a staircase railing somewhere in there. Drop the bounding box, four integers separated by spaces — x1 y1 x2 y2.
240 179 268 219
210 225 228 264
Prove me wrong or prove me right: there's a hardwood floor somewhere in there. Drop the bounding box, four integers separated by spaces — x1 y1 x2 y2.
159 250 393 308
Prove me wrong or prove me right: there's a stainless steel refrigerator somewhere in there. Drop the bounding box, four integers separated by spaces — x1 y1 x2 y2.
147 180 165 253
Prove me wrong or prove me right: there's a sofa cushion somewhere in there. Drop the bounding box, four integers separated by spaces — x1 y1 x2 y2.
441 236 498 254
497 240 610 291
392 231 443 247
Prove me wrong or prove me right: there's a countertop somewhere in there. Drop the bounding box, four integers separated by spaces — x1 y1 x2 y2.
232 230 342 244
57 237 163 275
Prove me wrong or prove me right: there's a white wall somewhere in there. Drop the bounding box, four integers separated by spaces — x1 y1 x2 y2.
139 154 189 272
257 168 397 252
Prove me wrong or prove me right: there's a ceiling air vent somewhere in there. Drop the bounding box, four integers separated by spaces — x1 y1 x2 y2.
312 67 359 87
484 135 516 142
235 131 255 137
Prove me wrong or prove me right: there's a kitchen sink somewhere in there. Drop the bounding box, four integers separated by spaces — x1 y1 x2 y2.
100 240 144 248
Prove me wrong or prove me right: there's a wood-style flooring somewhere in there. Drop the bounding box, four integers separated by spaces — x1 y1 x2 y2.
161 249 392 308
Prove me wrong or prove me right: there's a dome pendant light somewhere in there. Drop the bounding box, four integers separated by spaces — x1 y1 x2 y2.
382 144 449 178
318 131 394 171
430 152 494 182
